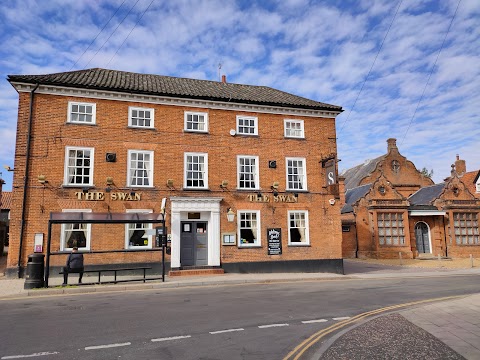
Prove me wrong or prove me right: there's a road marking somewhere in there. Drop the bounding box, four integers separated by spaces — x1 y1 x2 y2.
85 342 131 350
1 352 59 359
209 328 244 334
284 295 465 360
302 319 328 324
332 317 351 321
258 323 289 328
151 335 192 342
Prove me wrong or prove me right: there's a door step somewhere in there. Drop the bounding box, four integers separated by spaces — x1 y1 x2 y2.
169 268 225 277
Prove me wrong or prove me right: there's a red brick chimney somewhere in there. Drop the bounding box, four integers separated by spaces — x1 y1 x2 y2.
338 176 346 205
221 75 227 83
387 138 398 152
454 154 466 176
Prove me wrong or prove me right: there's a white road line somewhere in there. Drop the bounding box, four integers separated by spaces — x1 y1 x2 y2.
85 342 131 351
332 317 351 321
151 335 192 342
258 323 289 328
209 328 244 335
1 352 59 359
302 319 328 324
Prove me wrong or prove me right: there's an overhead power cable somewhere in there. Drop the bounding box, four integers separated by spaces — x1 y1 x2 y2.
106 0 156 67
83 0 141 69
69 0 127 71
400 0 462 145
338 0 403 134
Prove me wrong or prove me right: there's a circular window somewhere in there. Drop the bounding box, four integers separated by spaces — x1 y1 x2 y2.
378 186 386 195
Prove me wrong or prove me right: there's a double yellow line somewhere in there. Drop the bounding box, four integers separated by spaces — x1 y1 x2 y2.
284 295 464 360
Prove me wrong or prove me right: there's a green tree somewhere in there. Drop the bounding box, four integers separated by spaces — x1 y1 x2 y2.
420 167 434 179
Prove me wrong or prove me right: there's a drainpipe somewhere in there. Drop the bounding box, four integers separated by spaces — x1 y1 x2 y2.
17 83 39 277
442 215 448 258
354 213 359 258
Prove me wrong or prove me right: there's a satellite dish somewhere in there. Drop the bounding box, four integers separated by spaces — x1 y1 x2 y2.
230 129 236 136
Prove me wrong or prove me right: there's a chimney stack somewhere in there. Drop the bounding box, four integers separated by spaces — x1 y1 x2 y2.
221 75 227 83
387 138 397 152
454 154 466 176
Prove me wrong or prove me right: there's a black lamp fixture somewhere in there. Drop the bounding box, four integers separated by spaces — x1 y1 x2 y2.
257 192 262 199
82 187 89 193
130 191 136 197
294 193 299 198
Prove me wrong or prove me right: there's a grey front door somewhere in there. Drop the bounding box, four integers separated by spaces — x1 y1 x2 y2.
180 222 208 266
415 223 430 253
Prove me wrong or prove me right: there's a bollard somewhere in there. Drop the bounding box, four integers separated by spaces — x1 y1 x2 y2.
438 254 441 262
399 252 403 265
471 254 474 268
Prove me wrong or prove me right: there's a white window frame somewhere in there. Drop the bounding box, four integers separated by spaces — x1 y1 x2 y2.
286 157 307 191
60 209 92 251
128 107 154 129
184 152 208 189
476 178 480 193
125 209 153 249
236 115 258 135
237 155 259 190
288 210 310 245
238 210 261 247
284 119 304 138
184 111 208 133
67 101 96 124
64 146 95 186
127 150 154 188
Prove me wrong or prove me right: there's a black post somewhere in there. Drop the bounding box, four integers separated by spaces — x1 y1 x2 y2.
162 211 166 282
45 220 52 287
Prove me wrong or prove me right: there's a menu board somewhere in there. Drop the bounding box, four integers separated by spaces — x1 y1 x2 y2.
267 228 282 255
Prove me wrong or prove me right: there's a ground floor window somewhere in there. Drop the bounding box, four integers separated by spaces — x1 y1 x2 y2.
377 212 405 245
61 209 91 250
125 210 153 249
288 211 309 245
454 212 479 245
238 211 260 247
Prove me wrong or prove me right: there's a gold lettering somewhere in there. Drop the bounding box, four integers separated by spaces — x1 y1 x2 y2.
292 195 298 203
278 195 287 202
247 194 256 202
126 193 133 201
116 192 127 201
95 192 105 201
111 192 117 200
262 195 269 202
84 192 95 201
134 193 141 201
74 192 83 200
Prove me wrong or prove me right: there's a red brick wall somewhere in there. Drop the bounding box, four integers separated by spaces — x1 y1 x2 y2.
7 92 342 271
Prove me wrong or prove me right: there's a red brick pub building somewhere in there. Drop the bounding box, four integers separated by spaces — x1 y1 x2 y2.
6 68 344 277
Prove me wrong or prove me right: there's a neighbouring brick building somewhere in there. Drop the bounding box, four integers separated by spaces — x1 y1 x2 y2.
6 68 344 278
341 139 480 259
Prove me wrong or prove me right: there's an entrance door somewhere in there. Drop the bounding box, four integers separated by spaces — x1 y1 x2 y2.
415 222 430 254
180 222 208 266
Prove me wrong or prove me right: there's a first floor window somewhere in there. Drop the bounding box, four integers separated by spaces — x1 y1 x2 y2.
238 211 260 247
185 153 208 189
377 212 405 245
238 156 259 189
61 209 91 251
454 213 479 245
68 101 96 124
128 150 153 187
125 210 153 249
288 211 309 244
64 146 94 186
286 157 307 190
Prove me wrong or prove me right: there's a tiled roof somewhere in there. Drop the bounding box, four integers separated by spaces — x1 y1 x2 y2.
341 155 385 190
341 183 372 214
408 183 445 206
461 170 480 198
0 191 12 209
7 68 343 112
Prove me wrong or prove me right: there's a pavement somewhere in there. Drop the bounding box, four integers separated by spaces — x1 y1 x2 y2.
1 256 480 359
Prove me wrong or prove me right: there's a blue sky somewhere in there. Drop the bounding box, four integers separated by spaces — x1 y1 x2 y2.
1 0 479 191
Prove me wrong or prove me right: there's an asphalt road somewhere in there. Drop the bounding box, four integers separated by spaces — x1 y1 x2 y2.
1 274 479 360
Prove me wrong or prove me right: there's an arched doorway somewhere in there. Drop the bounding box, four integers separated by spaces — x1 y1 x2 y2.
415 222 430 254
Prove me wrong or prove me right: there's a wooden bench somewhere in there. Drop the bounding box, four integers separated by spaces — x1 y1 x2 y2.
60 266 152 285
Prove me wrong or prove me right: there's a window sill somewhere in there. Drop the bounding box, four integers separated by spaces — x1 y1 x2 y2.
284 136 305 140
288 244 311 247
238 245 262 249
235 133 259 138
66 121 96 126
183 130 209 134
62 185 95 189
127 126 156 131
182 188 211 191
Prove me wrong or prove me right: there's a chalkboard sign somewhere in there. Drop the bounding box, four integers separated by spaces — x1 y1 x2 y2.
267 228 282 255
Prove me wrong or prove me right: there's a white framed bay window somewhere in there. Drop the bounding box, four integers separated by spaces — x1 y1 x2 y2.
238 210 261 247
60 209 92 251
125 209 153 249
128 150 154 187
288 210 309 245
